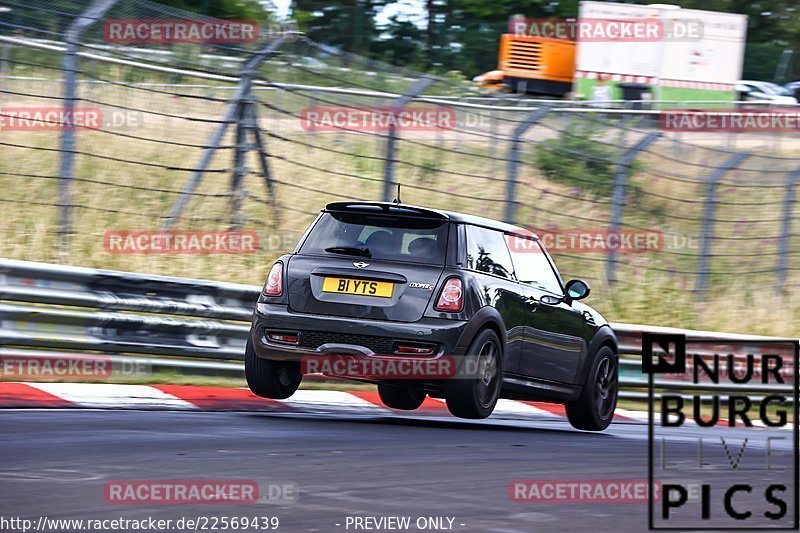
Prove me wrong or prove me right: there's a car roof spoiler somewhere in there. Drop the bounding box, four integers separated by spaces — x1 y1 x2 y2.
324 201 450 221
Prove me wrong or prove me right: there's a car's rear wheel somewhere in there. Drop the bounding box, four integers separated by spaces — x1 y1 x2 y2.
445 329 503 419
565 345 618 431
377 384 426 410
245 335 302 399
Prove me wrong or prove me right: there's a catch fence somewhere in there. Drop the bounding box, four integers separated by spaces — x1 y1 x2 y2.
1 0 800 333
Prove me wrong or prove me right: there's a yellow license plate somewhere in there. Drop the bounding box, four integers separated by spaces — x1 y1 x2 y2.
322 277 394 298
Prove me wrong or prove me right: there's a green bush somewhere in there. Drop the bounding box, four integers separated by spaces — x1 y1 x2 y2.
534 122 635 198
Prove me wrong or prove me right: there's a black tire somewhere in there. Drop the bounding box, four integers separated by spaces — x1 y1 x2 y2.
244 336 302 399
566 345 618 431
377 384 425 410
445 329 503 419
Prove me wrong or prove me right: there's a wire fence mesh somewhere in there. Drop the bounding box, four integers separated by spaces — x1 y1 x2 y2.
2 0 800 335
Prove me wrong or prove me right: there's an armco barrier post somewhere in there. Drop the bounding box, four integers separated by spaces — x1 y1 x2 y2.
775 166 800 293
57 0 118 247
381 75 437 202
606 132 660 283
504 106 551 224
695 152 750 294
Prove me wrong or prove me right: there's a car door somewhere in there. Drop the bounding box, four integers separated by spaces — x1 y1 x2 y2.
463 225 526 375
507 235 591 384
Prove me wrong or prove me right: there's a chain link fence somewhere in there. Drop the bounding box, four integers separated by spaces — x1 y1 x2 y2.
1 0 799 335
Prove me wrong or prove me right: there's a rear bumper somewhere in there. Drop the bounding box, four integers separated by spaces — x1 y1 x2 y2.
251 303 469 363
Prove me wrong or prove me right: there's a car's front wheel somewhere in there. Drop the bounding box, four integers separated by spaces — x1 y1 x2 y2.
445 328 503 419
245 336 302 399
565 345 618 431
377 384 426 410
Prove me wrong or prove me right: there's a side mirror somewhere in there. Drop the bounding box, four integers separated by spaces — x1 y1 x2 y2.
564 279 590 302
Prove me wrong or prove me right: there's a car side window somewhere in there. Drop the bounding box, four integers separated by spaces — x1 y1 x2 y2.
507 236 563 294
465 225 514 279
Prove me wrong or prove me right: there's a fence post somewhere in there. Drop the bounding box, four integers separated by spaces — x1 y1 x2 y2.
57 0 118 246
435 95 446 149
695 152 750 294
616 113 634 151
775 167 800 293
504 106 551 224
249 98 279 227
0 44 9 100
229 100 249 228
381 76 436 202
490 106 498 157
164 33 296 228
606 132 660 282
85 58 96 99
164 98 239 228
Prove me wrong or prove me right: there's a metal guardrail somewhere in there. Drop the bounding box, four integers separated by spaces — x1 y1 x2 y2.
0 259 255 359
0 258 795 398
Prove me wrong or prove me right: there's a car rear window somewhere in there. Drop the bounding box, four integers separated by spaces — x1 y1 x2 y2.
300 211 448 265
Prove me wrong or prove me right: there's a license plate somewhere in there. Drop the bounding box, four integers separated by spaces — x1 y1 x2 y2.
322 277 393 298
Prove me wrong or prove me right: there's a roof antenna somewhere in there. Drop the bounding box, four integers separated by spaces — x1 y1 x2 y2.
393 183 402 204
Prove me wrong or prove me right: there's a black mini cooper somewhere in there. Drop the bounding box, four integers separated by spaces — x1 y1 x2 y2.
247 201 618 431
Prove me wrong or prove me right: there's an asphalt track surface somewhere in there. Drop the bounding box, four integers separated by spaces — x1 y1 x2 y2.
1 407 796 533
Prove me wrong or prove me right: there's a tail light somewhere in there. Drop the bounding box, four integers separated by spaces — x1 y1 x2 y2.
435 277 463 312
262 262 283 296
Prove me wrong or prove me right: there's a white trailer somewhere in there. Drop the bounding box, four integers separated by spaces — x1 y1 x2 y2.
574 2 748 104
